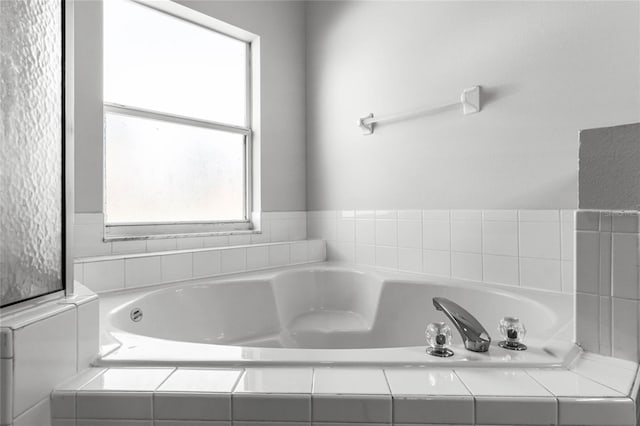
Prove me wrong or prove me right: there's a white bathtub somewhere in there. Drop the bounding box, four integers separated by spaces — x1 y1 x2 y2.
97 263 575 367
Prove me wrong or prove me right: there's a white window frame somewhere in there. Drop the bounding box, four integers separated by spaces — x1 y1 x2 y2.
102 0 258 240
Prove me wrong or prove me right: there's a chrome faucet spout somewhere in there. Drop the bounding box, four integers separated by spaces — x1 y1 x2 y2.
432 297 491 352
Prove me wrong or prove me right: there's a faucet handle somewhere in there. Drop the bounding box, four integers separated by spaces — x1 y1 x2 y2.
498 316 527 351
425 322 454 357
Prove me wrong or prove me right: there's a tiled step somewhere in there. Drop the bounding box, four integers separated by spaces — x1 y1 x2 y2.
51 353 640 426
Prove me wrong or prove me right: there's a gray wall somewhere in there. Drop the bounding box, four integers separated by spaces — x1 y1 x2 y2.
74 0 307 213
305 1 640 210
579 123 640 210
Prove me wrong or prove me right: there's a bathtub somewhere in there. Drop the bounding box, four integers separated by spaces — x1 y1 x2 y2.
97 263 576 367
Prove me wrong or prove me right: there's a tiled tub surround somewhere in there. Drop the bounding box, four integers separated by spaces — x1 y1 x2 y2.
52 353 640 426
95 264 573 366
0 284 99 426
308 210 575 294
575 210 640 362
73 211 323 294
74 239 326 294
74 211 307 257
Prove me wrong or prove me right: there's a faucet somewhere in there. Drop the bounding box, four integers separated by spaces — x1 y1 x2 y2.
433 297 491 352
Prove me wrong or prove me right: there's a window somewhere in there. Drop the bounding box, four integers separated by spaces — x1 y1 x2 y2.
103 0 254 238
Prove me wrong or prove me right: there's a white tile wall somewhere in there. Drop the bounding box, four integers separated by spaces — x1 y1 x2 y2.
575 210 640 362
75 211 307 258
74 211 322 294
77 240 326 294
315 209 574 293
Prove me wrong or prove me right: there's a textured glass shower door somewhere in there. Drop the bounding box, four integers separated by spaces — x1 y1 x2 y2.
0 0 65 307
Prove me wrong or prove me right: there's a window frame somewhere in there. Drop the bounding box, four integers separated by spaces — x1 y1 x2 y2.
102 0 255 240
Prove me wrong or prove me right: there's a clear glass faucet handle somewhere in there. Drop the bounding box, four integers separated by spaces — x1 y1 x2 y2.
499 316 526 345
425 322 452 350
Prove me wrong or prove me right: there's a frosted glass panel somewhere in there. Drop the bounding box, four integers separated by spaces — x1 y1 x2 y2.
103 0 247 126
105 113 246 224
0 0 63 307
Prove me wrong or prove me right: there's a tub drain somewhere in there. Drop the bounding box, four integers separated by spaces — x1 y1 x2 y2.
130 308 143 322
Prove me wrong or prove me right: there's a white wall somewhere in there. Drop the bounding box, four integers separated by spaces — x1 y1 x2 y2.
74 0 307 213
305 1 640 210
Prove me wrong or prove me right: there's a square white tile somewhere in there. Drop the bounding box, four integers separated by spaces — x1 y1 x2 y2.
233 394 310 422
76 392 153 419
13 308 77 417
234 368 312 393
557 397 635 426
313 368 389 395
482 221 518 256
81 368 174 391
519 221 561 259
384 369 470 396
423 250 451 277
83 259 125 293
154 392 231 421
397 220 422 249
526 369 623 397
474 396 556 425
519 257 562 292
290 241 309 264
451 221 482 253
125 256 162 288
246 246 269 269
398 248 422 273
336 218 355 243
375 246 398 269
355 220 375 245
375 219 397 246
221 248 246 273
454 369 552 396
355 244 375 266
483 254 519 286
161 253 192 282
193 250 221 278
422 221 450 251
157 368 241 393
268 244 290 267
312 394 391 423
451 252 482 281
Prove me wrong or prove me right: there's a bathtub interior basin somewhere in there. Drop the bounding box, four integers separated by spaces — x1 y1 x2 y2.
99 264 574 366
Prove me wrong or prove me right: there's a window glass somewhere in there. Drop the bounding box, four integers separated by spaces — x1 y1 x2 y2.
103 0 247 126
105 112 246 224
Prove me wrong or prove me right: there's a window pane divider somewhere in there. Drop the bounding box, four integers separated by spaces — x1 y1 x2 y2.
104 102 251 135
